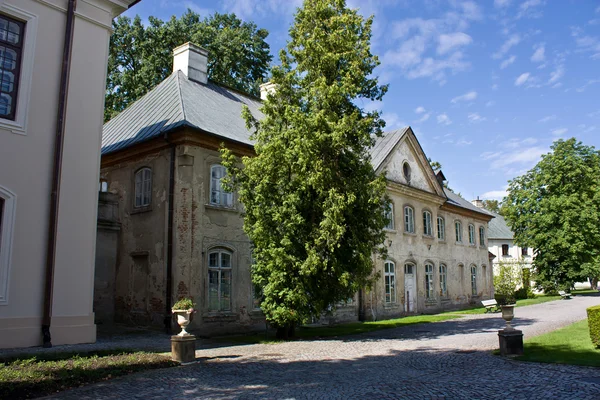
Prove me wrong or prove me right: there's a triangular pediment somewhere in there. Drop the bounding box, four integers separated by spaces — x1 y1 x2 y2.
375 127 446 198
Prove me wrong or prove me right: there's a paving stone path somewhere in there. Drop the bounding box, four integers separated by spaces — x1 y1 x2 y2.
38 295 600 399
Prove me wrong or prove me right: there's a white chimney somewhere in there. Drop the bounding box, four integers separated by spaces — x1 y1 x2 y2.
259 82 277 100
471 196 484 208
173 42 208 84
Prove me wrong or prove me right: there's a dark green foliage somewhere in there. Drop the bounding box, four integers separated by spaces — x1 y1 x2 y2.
172 297 196 310
503 139 600 292
587 305 600 347
222 0 388 334
482 199 500 214
514 287 535 300
105 10 271 121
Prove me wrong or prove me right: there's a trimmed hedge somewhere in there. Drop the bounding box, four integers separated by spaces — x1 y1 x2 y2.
587 305 600 348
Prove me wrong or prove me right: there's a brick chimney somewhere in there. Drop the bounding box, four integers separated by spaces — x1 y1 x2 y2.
471 196 484 208
173 42 208 84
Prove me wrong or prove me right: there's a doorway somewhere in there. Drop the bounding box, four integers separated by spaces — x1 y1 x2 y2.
404 263 416 313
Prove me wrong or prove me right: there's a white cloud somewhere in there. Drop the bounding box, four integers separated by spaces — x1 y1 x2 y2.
415 106 426 114
579 124 597 133
538 115 556 122
490 146 547 169
222 0 302 20
486 101 495 107
493 34 521 59
494 0 511 7
481 189 508 200
383 112 406 130
500 55 517 69
589 110 600 118
548 65 565 84
481 151 502 160
531 44 545 62
491 83 499 90
451 91 477 103
415 112 431 123
437 113 452 125
571 27 600 59
437 32 473 55
516 0 546 19
468 113 486 123
515 72 530 86
576 79 600 92
551 127 568 136
457 138 473 146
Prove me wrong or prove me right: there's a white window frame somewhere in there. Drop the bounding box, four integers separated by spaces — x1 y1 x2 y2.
134 167 152 208
455 221 462 243
423 211 432 236
471 265 477 296
468 224 475 245
384 202 394 230
210 164 233 208
384 261 396 303
425 262 434 299
0 4 37 134
437 216 445 240
439 263 447 297
207 249 233 312
0 185 16 305
404 206 414 233
479 226 485 247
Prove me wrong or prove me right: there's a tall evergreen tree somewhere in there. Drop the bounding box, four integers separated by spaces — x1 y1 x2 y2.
222 0 389 337
105 11 271 121
503 138 600 290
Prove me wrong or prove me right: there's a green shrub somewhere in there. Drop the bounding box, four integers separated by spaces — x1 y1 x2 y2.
172 298 196 310
587 305 600 348
514 286 536 300
493 262 520 304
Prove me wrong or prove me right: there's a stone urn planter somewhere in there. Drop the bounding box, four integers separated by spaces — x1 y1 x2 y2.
172 298 196 337
501 304 516 331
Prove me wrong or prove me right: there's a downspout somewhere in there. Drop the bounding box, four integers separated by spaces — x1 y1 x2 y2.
164 139 176 334
42 0 77 348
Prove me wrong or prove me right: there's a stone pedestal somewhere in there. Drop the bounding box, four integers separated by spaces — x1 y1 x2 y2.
498 329 523 356
171 335 196 364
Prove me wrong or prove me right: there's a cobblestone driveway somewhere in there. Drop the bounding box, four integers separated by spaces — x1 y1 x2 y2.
46 296 600 399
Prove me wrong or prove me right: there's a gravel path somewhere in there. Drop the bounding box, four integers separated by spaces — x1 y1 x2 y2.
39 295 600 400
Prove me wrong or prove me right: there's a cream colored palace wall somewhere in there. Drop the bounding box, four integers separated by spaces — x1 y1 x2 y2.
0 0 126 348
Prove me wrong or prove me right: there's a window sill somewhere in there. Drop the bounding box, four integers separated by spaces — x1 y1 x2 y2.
403 231 417 237
383 303 400 310
131 206 152 215
384 228 397 234
455 241 463 245
0 118 25 135
422 235 435 240
437 239 446 243
205 203 238 213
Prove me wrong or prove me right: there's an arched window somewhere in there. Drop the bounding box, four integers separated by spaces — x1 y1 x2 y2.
455 221 462 243
471 265 477 296
210 165 233 207
134 167 152 207
384 202 394 230
479 226 485 246
425 262 434 299
384 261 396 303
468 224 475 245
208 249 233 312
439 263 447 297
423 211 432 236
404 206 415 233
403 162 411 184
437 216 445 240
99 180 108 193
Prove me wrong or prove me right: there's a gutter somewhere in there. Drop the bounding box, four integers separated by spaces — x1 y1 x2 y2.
42 0 77 348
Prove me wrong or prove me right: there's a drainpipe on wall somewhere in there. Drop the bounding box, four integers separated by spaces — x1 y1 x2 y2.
42 0 77 348
164 140 176 334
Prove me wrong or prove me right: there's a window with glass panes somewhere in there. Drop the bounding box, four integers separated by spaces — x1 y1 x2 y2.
437 216 445 240
385 203 394 230
0 15 24 121
471 265 477 295
384 261 396 303
455 221 462 242
208 250 232 311
439 263 447 296
468 224 475 245
423 211 432 236
404 206 414 233
425 263 434 299
479 226 485 246
210 165 233 207
134 168 152 207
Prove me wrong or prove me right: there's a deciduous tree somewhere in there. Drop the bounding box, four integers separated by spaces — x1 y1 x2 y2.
503 138 600 291
222 0 388 337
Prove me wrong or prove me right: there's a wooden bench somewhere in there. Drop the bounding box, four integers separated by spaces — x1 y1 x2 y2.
481 299 501 313
558 290 572 299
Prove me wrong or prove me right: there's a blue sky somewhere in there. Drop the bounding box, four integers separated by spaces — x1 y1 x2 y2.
125 0 600 201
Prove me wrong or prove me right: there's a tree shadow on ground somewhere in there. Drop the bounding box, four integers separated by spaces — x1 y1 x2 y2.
53 346 600 400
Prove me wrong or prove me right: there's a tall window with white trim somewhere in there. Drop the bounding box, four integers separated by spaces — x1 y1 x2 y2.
439 263 447 297
384 261 396 303
425 262 434 299
384 203 394 230
471 265 477 296
479 226 485 246
423 211 432 236
404 206 414 233
0 14 24 121
134 167 152 208
468 224 475 245
455 221 462 242
210 165 233 207
208 249 233 312
437 216 445 240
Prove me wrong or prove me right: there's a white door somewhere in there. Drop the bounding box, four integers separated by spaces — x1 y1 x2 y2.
404 263 416 313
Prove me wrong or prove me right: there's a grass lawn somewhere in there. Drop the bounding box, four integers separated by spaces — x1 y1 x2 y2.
446 294 562 315
216 314 462 344
516 319 600 367
0 350 177 399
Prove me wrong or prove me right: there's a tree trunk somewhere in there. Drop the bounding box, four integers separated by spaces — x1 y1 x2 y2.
275 323 296 340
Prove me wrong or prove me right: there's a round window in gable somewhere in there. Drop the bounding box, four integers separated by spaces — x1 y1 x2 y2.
403 162 411 184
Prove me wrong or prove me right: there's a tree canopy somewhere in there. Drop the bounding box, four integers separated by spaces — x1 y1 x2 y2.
105 10 271 121
222 0 388 337
503 138 600 290
482 199 501 214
